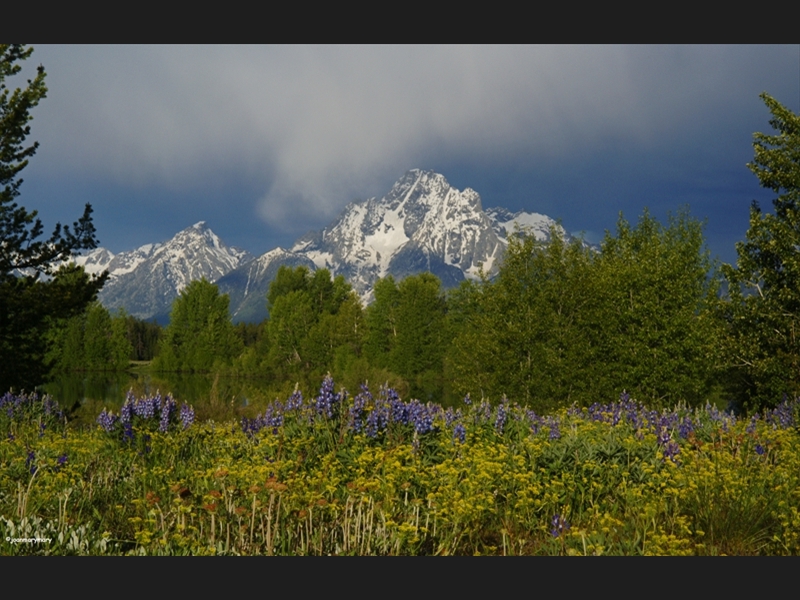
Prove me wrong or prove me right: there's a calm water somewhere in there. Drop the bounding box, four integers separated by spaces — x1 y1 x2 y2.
41 371 264 427
42 371 460 428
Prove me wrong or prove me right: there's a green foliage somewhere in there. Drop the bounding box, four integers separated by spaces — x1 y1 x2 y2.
0 45 105 391
592 209 722 407
449 226 597 411
364 273 448 400
363 275 401 368
721 93 800 411
260 266 364 386
449 211 721 411
46 303 132 373
122 312 162 361
153 279 242 373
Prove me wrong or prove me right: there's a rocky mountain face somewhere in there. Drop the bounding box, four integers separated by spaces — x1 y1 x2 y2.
215 248 317 324
92 222 252 322
288 169 564 302
81 170 569 323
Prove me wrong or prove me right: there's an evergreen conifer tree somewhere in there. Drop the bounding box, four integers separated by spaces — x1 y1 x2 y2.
0 44 105 391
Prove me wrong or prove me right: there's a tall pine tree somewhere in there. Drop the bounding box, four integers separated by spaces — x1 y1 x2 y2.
0 44 105 391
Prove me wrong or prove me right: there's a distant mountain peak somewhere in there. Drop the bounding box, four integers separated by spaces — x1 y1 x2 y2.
282 169 563 303
95 222 252 321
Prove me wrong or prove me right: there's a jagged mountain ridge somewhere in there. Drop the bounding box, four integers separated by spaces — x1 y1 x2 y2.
93 222 252 322
217 169 568 321
215 248 317 323
81 170 570 323
288 169 564 301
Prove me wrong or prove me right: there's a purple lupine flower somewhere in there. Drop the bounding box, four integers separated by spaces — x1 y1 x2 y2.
444 407 460 428
545 417 561 440
480 399 492 423
462 393 471 406
677 417 694 440
286 388 304 412
43 396 64 420
96 409 118 433
123 421 134 443
159 395 176 433
746 415 759 434
494 397 508 435
662 440 680 463
386 388 407 424
657 426 671 447
120 398 134 424
765 398 796 430
56 453 68 468
315 375 338 418
365 401 388 438
265 404 284 434
26 450 37 475
755 444 766 456
180 403 195 430
409 400 434 435
453 423 466 444
550 514 570 538
134 394 157 419
241 416 257 436
526 410 543 435
348 385 372 434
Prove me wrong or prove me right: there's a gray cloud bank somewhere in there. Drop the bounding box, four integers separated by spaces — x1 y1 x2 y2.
27 45 800 232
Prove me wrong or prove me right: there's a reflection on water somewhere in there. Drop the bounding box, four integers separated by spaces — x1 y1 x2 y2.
42 372 262 428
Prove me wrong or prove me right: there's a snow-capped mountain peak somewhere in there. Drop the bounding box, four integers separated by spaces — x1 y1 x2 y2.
287 169 564 302
96 222 252 321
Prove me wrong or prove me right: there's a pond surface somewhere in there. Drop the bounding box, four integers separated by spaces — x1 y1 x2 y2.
41 370 461 428
41 371 271 428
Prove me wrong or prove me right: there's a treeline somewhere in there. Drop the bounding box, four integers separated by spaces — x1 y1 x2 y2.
131 206 722 412
45 203 790 414
46 305 163 372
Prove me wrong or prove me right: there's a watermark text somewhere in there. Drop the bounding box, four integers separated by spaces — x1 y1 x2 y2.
6 536 51 545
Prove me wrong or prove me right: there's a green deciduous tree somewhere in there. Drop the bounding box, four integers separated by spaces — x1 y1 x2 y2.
0 44 105 391
364 272 448 400
592 209 722 407
448 226 596 411
153 278 242 372
721 93 800 411
363 276 401 369
262 266 363 384
449 211 721 411
46 303 132 373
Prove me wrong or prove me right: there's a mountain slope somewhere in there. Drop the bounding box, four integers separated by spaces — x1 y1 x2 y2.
216 248 317 324
288 169 565 302
97 222 252 322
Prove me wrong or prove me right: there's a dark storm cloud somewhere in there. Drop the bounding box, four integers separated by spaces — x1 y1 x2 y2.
21 45 800 255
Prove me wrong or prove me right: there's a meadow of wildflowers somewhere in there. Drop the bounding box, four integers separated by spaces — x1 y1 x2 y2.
1 378 799 555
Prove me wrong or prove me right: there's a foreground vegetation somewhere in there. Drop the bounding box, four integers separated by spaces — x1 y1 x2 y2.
2 378 799 555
